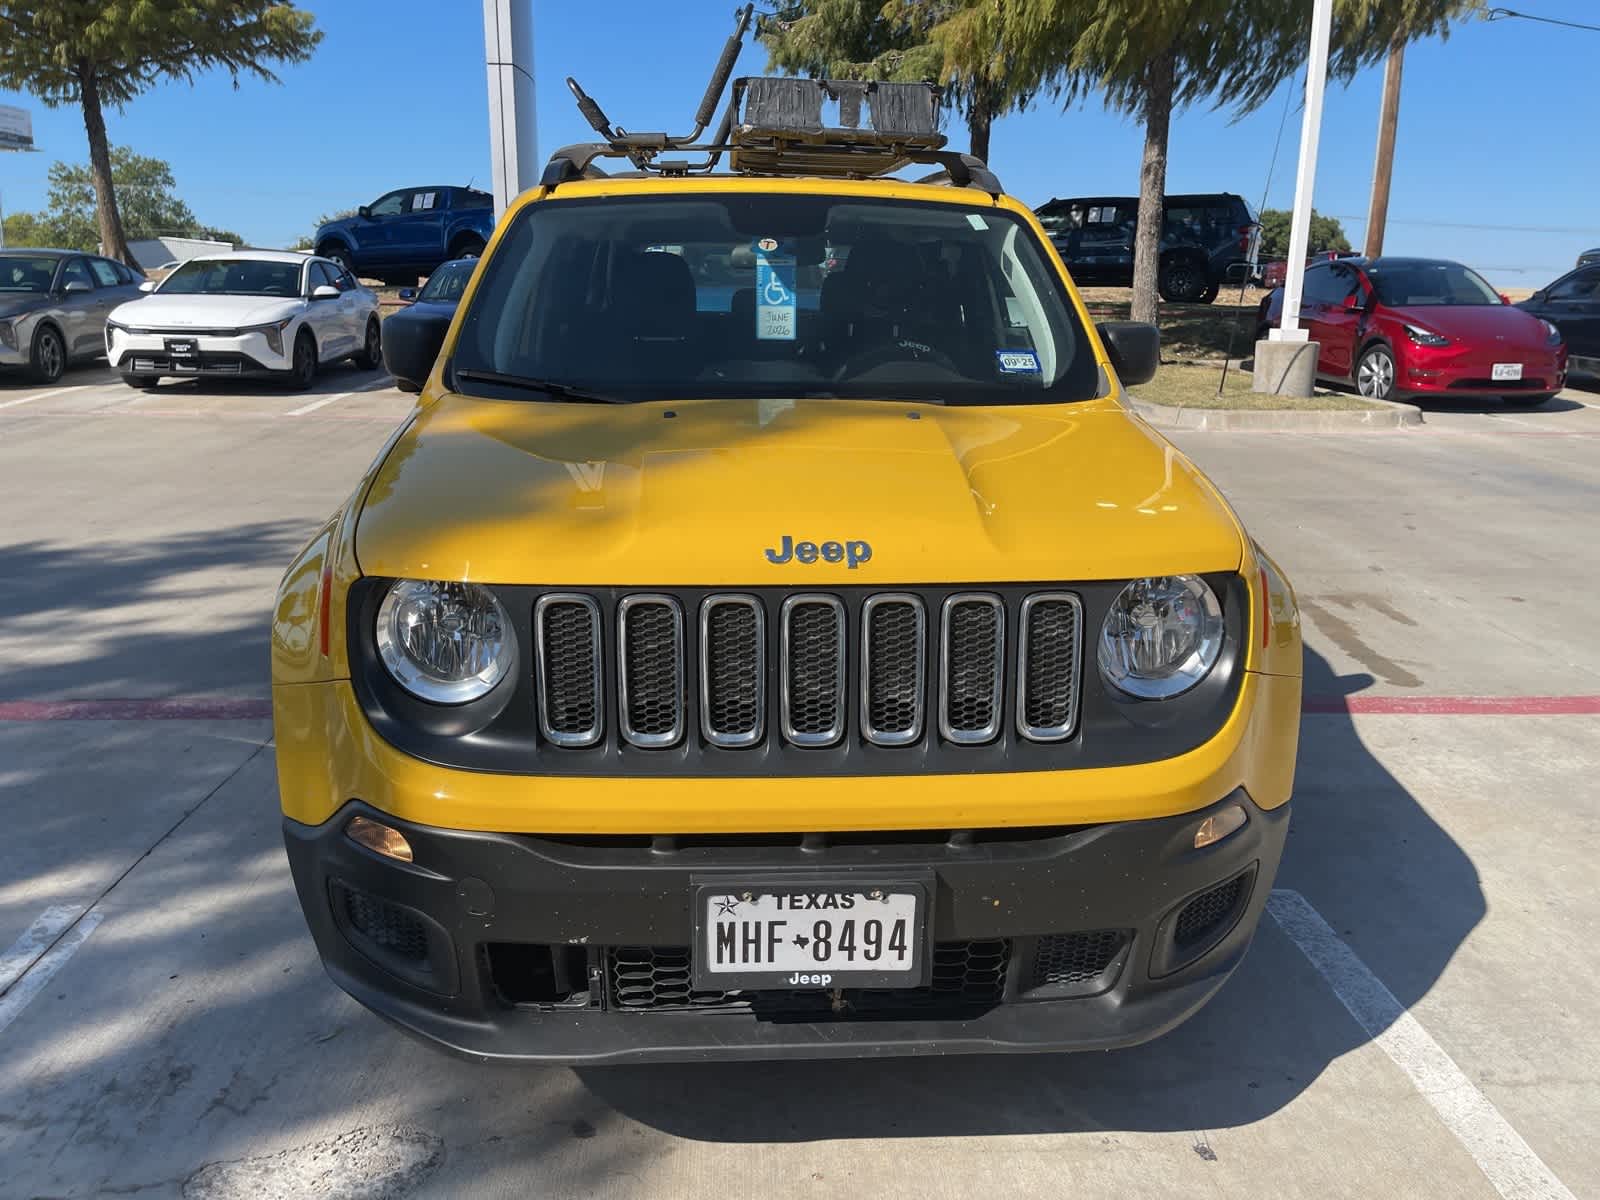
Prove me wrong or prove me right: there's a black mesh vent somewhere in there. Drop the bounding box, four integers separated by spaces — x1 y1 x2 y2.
620 600 682 743
944 598 1002 739
1175 874 1249 947
336 883 428 962
865 599 923 740
539 600 599 739
704 601 762 741
607 940 1010 1018
1021 598 1080 737
1029 930 1125 990
785 600 843 742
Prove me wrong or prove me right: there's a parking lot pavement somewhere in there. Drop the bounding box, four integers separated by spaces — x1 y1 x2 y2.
2 370 1597 1198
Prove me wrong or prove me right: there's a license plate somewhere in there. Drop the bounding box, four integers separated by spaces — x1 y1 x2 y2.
693 882 927 990
165 338 198 358
1492 362 1523 381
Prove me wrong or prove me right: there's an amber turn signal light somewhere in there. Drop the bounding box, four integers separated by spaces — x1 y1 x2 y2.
1193 804 1247 849
345 815 414 862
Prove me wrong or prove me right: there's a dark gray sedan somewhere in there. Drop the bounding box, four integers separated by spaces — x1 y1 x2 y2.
0 249 147 384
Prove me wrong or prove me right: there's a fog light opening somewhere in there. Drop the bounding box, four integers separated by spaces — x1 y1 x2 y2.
346 815 414 862
1193 804 1247 849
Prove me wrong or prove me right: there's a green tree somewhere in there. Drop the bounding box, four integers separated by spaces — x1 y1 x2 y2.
1258 208 1351 260
2 209 52 248
290 209 356 253
760 1 1025 161
928 0 1481 321
42 149 201 250
0 1 320 264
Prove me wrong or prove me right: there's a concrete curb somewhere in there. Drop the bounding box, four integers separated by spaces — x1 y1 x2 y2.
1128 395 1423 432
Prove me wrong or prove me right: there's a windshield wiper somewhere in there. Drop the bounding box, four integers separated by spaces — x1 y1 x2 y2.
452 368 628 404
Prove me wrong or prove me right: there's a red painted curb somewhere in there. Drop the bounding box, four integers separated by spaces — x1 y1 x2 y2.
1303 695 1600 715
0 698 272 721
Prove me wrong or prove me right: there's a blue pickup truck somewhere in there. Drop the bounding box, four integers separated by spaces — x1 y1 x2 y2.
313 186 495 285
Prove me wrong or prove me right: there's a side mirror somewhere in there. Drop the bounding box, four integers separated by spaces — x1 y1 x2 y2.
63 279 93 294
357 205 373 220
138 280 157 293
1096 320 1160 387
311 284 341 300
382 308 452 393
396 287 418 303
1498 292 1511 305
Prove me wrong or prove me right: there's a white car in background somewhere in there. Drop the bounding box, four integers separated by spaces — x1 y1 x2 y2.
106 251 382 391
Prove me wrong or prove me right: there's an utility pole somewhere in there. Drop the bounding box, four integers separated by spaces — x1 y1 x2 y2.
1363 43 1404 259
483 0 539 221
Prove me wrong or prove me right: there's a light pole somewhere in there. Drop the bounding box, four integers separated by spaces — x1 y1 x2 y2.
1257 0 1333 396
482 0 539 221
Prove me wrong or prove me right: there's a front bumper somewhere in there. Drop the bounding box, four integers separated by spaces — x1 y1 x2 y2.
1397 342 1566 396
108 328 290 378
284 790 1289 1064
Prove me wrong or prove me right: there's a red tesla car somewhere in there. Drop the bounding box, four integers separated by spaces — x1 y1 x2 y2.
1258 256 1567 406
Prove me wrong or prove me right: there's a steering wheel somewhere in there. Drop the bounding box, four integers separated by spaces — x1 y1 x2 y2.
834 337 960 380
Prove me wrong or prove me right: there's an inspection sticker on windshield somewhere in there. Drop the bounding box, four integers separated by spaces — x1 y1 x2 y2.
996 350 1041 374
755 238 796 341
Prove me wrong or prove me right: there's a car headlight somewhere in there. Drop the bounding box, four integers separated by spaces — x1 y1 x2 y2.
240 318 294 356
1097 575 1224 700
375 579 513 704
1403 323 1449 347
1543 320 1563 347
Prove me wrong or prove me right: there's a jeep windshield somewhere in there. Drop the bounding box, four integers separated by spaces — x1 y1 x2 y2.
450 194 1104 405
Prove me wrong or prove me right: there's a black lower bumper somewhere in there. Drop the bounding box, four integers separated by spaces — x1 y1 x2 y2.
283 792 1289 1064
119 350 280 379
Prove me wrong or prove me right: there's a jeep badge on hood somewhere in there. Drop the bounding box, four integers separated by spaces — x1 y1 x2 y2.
764 536 872 568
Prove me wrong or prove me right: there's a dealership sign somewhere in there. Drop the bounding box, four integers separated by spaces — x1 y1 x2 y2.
0 105 33 151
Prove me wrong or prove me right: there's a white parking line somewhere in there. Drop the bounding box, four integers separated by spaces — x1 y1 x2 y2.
1269 890 1576 1200
0 384 93 411
288 377 393 416
0 906 103 1036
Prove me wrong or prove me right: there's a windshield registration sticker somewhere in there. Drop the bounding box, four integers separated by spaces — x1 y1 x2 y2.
996 349 1041 374
755 238 797 341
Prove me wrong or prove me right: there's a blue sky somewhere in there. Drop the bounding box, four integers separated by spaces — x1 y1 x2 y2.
1 1 1594 286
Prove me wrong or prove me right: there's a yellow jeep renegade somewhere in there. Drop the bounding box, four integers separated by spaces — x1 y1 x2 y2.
271 73 1301 1063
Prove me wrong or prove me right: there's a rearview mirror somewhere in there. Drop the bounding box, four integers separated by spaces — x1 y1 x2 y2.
63 280 92 294
1096 320 1160 387
311 284 341 300
358 205 372 220
138 280 156 293
382 308 452 394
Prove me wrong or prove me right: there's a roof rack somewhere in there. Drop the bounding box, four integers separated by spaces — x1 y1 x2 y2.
545 7 1001 195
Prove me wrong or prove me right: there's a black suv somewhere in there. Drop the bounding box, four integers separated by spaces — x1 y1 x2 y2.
1035 193 1259 304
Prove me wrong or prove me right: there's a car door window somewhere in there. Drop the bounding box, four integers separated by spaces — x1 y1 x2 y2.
369 191 407 218
112 261 139 285
1300 267 1335 305
409 190 439 213
88 258 120 288
1547 270 1600 301
59 258 94 290
309 262 337 293
1326 265 1360 307
1080 204 1134 251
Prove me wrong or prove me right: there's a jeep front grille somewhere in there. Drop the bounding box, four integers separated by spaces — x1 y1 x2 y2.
530 587 1083 753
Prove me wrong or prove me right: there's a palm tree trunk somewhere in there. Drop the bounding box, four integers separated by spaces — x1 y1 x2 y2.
1130 49 1175 326
77 68 132 264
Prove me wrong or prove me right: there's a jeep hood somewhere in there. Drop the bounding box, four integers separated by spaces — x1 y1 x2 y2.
355 395 1245 584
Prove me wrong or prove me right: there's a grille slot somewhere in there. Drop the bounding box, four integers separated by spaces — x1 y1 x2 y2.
781 595 846 746
1017 593 1083 741
534 594 603 747
861 594 926 745
1175 873 1249 947
700 595 765 748
618 595 685 747
336 884 429 962
1027 930 1127 996
940 594 1004 744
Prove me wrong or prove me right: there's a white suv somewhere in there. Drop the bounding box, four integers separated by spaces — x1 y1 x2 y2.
106 252 382 391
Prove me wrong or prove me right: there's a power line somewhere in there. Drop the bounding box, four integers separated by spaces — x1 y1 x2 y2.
1329 214 1594 235
1484 8 1600 33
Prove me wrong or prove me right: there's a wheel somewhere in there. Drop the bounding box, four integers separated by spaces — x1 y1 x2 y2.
123 375 159 390
321 247 353 275
28 325 66 384
449 236 485 261
1502 393 1555 408
1355 343 1397 401
287 330 318 391
1158 258 1208 304
353 317 383 370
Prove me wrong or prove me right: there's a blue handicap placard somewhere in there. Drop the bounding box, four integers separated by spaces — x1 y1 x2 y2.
754 239 797 341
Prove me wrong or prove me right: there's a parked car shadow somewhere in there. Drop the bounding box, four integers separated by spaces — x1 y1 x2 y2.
141 360 392 401
573 647 1484 1141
